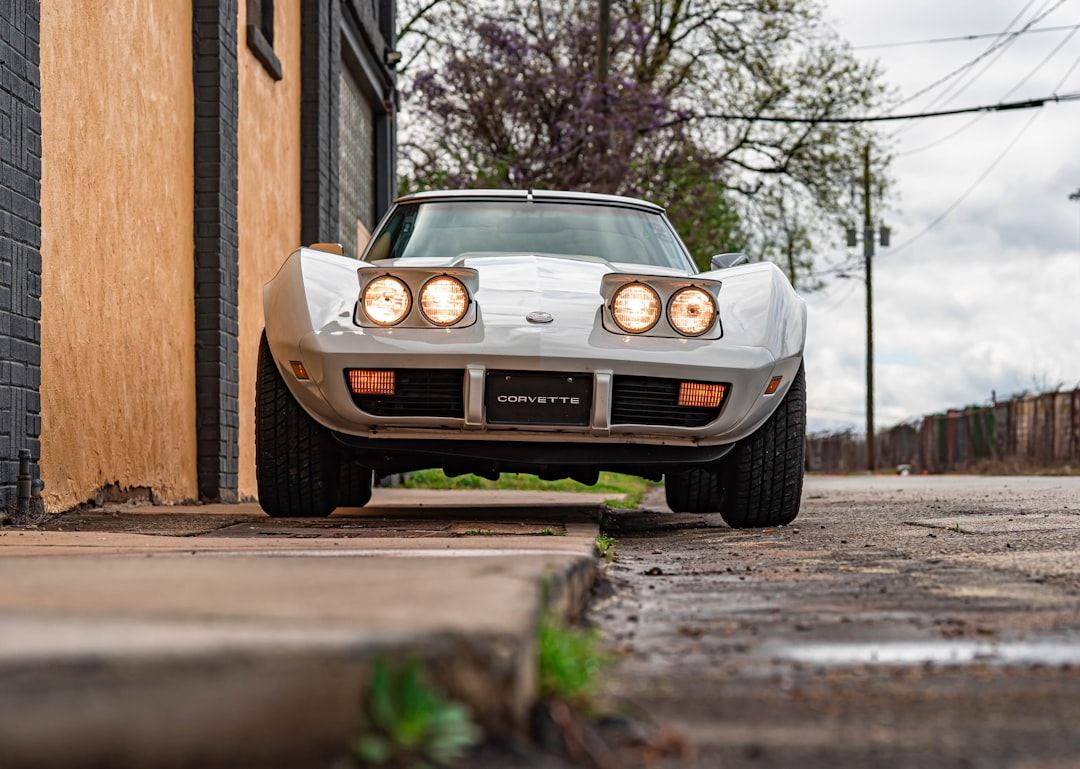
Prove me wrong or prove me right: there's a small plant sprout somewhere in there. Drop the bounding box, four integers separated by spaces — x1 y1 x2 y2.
595 534 616 560
350 657 482 769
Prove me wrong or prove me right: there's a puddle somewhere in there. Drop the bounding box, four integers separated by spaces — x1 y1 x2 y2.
761 639 1080 667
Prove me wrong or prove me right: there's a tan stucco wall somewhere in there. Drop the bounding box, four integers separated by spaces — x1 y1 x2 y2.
237 2 303 499
39 3 198 510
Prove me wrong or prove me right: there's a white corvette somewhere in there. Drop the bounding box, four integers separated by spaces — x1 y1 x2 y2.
258 190 806 526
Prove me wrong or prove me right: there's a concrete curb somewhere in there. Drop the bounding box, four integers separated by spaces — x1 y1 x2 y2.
0 493 603 768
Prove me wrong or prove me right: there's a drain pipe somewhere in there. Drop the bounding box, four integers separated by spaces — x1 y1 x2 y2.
16 449 32 516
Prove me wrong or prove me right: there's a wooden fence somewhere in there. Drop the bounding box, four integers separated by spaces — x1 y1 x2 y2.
807 389 1080 473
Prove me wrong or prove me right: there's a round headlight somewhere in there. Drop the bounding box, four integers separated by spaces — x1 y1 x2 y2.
363 276 412 326
419 275 469 326
668 287 716 336
611 283 661 334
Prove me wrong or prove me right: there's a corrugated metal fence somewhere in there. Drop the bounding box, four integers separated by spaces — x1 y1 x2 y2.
807 389 1080 473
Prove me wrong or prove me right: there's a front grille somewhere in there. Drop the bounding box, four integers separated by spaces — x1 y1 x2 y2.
611 376 725 427
347 369 464 418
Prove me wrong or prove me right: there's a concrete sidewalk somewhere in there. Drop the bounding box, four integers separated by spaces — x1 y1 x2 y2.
0 489 606 768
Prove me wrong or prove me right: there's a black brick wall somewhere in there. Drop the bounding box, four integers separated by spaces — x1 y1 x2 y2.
0 1 43 508
192 0 240 502
342 0 397 221
300 1 342 246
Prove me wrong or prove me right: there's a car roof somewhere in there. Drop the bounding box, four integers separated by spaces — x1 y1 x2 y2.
392 188 666 214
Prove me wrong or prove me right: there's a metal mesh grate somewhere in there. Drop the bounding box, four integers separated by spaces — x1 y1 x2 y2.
347 369 464 418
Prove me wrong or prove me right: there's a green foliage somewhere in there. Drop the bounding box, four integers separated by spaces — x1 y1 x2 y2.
594 534 617 561
351 658 482 769
396 0 894 290
402 470 652 508
537 616 613 711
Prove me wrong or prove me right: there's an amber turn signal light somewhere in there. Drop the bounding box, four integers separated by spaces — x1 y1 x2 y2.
348 369 395 395
764 376 783 395
678 382 726 408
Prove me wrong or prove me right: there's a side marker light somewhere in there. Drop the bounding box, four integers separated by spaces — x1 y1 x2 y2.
765 376 783 395
290 361 309 380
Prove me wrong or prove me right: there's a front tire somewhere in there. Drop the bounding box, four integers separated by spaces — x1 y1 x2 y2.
255 332 339 517
719 363 806 528
338 459 374 508
664 466 722 513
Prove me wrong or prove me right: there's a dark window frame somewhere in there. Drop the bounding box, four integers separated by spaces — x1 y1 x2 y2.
246 0 282 81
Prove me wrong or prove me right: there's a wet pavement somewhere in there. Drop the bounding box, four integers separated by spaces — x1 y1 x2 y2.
587 475 1080 769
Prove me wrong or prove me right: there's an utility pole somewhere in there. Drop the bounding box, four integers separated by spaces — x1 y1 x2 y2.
863 145 875 474
596 0 612 187
597 0 611 84
846 146 890 473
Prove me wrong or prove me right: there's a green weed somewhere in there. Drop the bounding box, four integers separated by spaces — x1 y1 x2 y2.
536 615 612 712
350 657 482 769
594 534 617 561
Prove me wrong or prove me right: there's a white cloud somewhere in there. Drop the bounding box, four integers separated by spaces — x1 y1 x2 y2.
807 0 1080 433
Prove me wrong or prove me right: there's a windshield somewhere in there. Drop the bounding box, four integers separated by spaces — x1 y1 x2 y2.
363 199 694 271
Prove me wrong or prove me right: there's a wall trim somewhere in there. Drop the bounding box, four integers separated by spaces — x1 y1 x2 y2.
192 0 240 502
0 1 43 510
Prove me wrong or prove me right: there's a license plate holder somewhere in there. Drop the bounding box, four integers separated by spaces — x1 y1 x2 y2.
485 371 592 426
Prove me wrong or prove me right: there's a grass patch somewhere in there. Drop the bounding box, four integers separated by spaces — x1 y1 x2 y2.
402 469 652 508
537 615 612 712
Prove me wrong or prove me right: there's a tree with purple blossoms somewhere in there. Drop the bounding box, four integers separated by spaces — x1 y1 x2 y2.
397 0 891 286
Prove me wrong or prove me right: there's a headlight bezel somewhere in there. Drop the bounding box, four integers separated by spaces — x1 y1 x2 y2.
355 267 479 329
601 274 722 339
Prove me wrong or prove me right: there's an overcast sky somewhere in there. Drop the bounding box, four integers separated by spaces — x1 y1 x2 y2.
806 0 1080 433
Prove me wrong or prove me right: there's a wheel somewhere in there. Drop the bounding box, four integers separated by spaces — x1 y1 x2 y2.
338 459 373 508
664 466 722 513
255 332 339 517
719 363 806 528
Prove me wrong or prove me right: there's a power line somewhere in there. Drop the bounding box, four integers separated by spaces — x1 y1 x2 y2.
999 20 1080 100
883 0 1070 114
885 109 1045 260
898 21 1080 155
913 0 1051 115
855 22 1080 49
884 48 1080 258
654 91 1079 127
